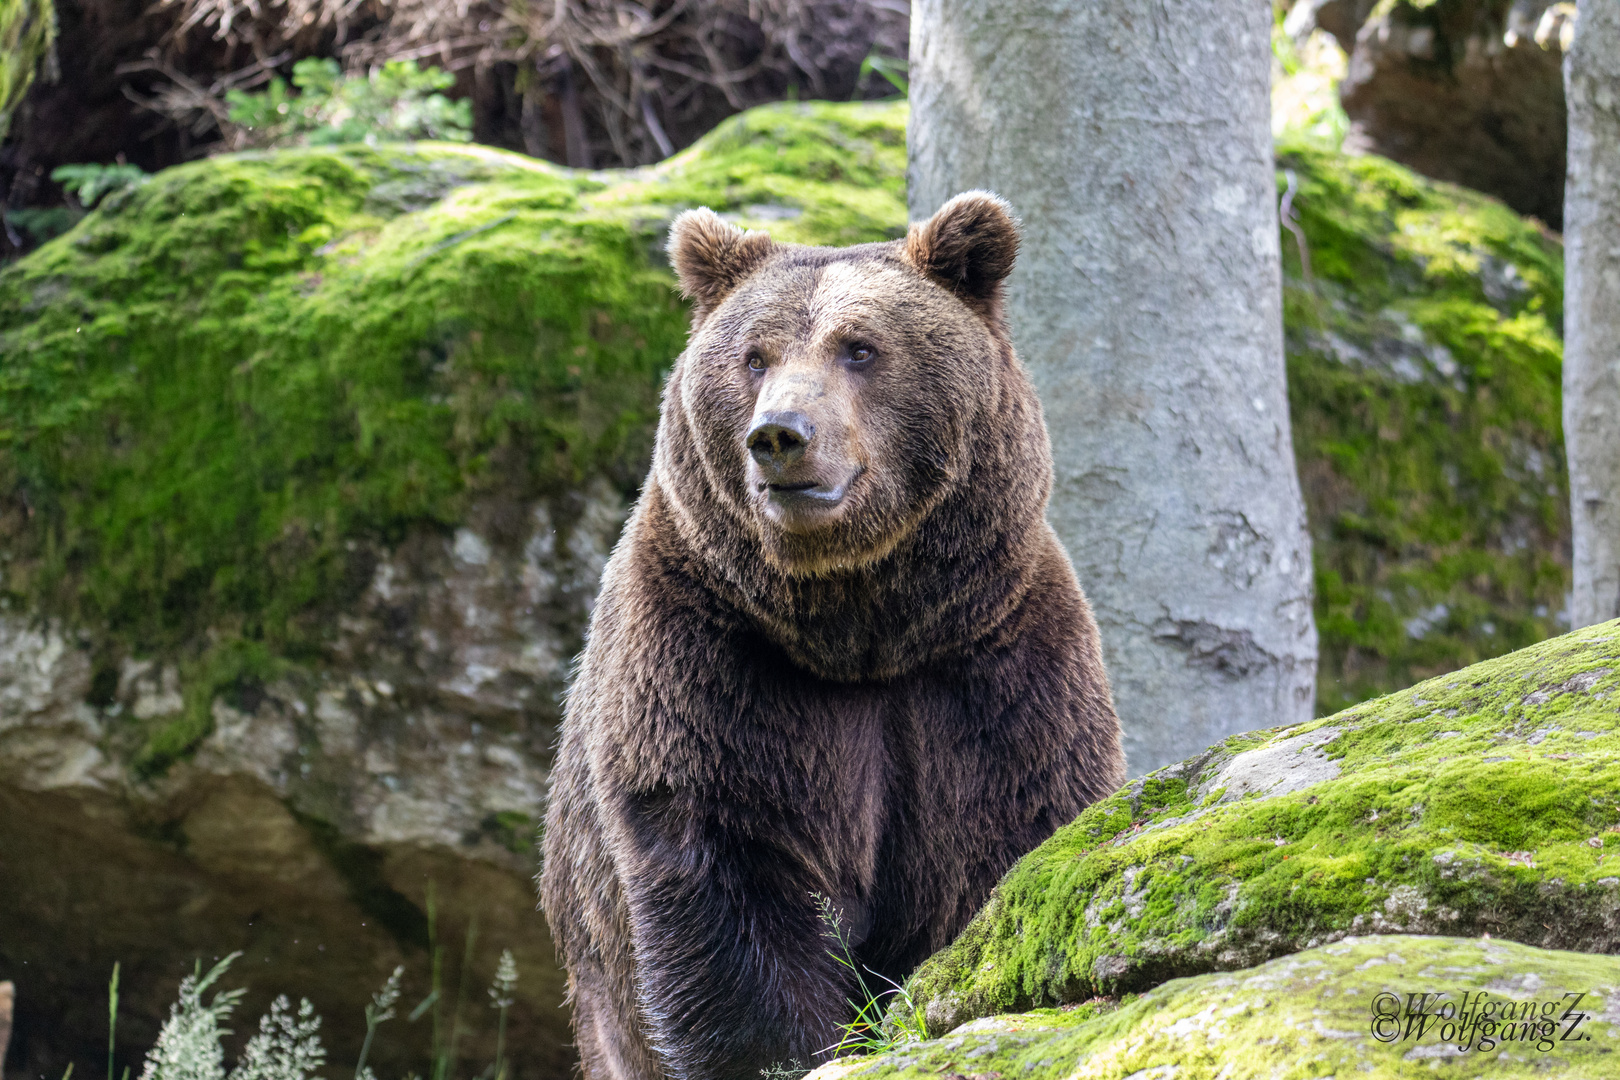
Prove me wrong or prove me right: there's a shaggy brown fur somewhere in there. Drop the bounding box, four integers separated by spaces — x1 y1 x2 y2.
540 192 1124 1080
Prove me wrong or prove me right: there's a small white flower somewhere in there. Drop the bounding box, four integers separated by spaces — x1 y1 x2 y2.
138 955 244 1080
488 949 518 1010
369 966 405 1024
233 996 326 1080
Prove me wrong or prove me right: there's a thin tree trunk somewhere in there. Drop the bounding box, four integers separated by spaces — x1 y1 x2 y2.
1564 0 1620 628
909 0 1317 774
560 57 594 169
521 74 551 159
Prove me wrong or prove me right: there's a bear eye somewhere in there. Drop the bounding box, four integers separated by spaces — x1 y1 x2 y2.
848 344 875 367
745 349 766 372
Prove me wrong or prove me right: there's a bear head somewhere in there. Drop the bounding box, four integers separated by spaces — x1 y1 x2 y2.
657 191 1032 579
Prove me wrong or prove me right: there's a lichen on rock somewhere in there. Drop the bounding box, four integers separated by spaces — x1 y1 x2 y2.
839 936 1620 1080
901 621 1620 1036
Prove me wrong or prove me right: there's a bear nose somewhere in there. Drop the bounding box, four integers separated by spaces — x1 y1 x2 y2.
746 411 815 467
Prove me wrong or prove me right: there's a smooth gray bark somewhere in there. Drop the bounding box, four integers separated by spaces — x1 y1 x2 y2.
909 0 1318 774
1565 0 1620 628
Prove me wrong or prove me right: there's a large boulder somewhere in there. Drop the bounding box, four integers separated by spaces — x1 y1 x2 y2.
902 622 1620 1037
1325 0 1571 228
828 936 1620 1079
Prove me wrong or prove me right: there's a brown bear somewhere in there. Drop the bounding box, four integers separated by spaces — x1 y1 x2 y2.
539 192 1124 1080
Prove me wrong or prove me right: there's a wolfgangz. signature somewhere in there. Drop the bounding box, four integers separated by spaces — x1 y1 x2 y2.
1369 989 1594 1053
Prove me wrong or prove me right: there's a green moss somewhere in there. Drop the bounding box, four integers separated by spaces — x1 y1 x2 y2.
591 100 910 245
849 936 1620 1080
902 621 1620 1035
483 809 541 854
132 637 284 776
1277 138 1568 713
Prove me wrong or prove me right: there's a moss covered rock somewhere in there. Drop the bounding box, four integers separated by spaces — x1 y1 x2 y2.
902 621 1620 1036
0 101 905 769
1278 138 1568 712
831 936 1620 1080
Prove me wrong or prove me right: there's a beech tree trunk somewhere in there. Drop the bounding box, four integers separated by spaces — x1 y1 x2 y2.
1564 0 1620 628
909 0 1318 774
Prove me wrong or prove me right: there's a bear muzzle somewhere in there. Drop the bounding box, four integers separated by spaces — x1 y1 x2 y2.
744 409 863 530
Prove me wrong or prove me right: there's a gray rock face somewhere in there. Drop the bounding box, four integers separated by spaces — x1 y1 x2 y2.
1331 0 1570 227
0 485 625 1080
1199 723 1342 804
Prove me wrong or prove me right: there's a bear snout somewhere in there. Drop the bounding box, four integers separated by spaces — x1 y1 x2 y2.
746 409 815 468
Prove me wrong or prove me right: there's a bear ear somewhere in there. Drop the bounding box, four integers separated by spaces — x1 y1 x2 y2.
902 191 1021 305
668 208 776 313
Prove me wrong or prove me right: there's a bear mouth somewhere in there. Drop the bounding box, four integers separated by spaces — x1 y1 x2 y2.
760 468 862 526
765 472 857 502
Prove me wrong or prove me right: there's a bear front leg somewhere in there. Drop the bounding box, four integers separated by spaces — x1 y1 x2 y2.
609 787 859 1080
